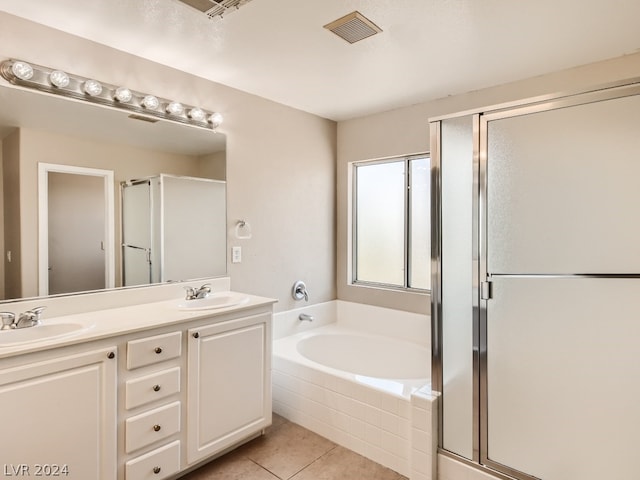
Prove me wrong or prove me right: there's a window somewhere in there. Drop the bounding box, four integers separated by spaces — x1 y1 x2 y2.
352 154 430 291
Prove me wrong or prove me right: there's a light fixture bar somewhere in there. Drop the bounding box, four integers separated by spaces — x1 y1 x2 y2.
0 59 223 131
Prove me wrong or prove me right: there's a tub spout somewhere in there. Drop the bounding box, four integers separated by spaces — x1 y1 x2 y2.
299 313 314 322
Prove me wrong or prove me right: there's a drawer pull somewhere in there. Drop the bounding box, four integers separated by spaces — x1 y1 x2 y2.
153 466 161 474
153 424 162 432
152 384 161 392
154 347 163 354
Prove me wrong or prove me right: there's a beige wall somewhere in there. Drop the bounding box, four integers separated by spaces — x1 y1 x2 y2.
2 130 20 299
0 13 336 311
0 136 4 299
17 128 211 297
337 52 640 314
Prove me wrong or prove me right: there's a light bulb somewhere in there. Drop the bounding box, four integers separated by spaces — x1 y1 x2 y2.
188 107 206 122
49 70 70 88
141 95 160 110
166 101 184 116
208 112 223 128
83 79 103 96
11 61 34 81
114 87 133 103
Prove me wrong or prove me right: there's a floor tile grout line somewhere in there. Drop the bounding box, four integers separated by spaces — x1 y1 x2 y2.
285 445 340 480
246 458 283 479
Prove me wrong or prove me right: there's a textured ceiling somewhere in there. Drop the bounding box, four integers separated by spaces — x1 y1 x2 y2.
2 0 640 120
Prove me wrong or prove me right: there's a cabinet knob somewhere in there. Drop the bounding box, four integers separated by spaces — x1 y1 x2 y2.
153 384 161 392
154 347 163 354
107 352 115 359
153 424 162 432
153 466 161 474
193 332 200 339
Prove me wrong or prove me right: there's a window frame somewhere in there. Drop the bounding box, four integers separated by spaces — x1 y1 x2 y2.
350 152 430 293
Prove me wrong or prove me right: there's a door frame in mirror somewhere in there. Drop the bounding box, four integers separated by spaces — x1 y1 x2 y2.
38 163 116 296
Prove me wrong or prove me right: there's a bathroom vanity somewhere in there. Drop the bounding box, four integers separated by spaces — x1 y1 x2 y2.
0 289 275 480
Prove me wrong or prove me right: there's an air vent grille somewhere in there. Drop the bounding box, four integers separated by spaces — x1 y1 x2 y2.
177 0 253 19
324 11 382 44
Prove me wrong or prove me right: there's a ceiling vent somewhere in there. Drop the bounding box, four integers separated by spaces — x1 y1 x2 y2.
177 0 253 19
323 11 382 44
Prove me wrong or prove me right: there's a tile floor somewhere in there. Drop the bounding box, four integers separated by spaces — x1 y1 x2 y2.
180 414 408 480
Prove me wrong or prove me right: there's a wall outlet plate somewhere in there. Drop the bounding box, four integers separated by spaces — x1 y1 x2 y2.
232 246 242 263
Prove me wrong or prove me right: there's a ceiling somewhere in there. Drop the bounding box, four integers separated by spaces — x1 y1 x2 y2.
2 0 640 121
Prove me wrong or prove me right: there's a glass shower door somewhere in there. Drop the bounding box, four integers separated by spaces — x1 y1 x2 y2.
481 87 640 479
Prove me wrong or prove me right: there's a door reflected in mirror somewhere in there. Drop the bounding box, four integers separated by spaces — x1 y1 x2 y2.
0 83 227 302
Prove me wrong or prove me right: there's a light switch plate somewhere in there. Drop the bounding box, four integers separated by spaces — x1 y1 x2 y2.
232 246 242 263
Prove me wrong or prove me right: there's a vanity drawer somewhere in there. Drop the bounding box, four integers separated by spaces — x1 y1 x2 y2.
127 331 182 370
125 440 180 480
126 401 181 453
126 367 181 410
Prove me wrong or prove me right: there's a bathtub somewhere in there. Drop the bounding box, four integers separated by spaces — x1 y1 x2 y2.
272 301 438 479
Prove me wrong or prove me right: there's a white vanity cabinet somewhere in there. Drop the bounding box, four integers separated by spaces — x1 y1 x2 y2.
186 312 272 464
0 345 118 480
0 292 274 480
121 331 183 480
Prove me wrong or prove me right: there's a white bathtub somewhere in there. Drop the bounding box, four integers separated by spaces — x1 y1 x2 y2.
272 301 437 479
297 331 429 380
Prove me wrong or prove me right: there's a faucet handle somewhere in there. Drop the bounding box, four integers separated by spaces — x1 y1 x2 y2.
29 306 46 317
0 312 15 330
25 306 46 325
184 286 196 299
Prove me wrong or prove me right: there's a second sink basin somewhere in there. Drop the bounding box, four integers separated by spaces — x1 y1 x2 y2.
0 323 89 347
177 291 250 311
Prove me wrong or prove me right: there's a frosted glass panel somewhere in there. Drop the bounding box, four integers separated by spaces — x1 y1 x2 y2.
409 157 430 289
123 246 150 286
122 182 151 248
440 115 474 459
487 277 640 480
487 94 640 274
162 175 226 282
355 161 405 285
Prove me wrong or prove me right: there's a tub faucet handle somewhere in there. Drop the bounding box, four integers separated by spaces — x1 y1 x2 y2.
292 281 309 302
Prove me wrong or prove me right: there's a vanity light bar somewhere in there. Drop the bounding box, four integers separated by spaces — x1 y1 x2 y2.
0 59 223 130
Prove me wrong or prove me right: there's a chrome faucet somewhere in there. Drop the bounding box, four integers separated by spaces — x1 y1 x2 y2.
15 307 46 329
0 312 16 330
184 283 212 300
299 313 314 322
292 281 309 302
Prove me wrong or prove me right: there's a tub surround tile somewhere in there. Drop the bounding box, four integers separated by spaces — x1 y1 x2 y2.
273 358 415 476
410 390 438 480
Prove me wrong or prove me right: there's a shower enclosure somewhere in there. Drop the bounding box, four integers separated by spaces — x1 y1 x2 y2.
121 174 226 286
431 79 640 479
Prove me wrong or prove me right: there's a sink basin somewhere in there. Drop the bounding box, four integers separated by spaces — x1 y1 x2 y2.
177 292 250 311
0 323 88 347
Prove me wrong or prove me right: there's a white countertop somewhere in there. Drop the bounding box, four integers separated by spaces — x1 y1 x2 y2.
0 292 276 359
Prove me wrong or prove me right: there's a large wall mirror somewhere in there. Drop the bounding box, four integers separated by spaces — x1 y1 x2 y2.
0 82 227 302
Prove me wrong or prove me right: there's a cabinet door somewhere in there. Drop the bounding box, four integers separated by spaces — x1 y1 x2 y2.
0 347 117 480
187 313 271 464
